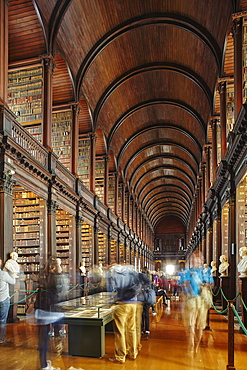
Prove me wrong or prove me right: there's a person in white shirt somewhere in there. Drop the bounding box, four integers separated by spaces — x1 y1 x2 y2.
0 258 16 345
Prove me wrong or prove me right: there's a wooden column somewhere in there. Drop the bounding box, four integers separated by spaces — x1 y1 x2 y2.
216 195 222 269
228 181 236 300
205 146 211 193
71 103 80 177
93 217 99 265
0 0 8 105
131 199 135 231
103 155 109 206
75 213 83 283
114 172 119 216
211 119 217 181
0 171 15 260
121 183 125 222
233 17 243 121
219 81 227 158
47 197 57 257
207 224 213 266
126 191 130 227
201 163 206 205
42 55 55 150
89 133 96 193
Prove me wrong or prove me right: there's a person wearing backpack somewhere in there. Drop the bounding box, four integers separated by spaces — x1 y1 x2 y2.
139 270 154 335
107 264 142 364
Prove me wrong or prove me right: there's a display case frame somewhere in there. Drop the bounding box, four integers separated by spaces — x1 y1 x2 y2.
52 292 117 357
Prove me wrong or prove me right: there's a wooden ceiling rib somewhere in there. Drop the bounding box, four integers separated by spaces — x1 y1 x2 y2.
8 0 236 229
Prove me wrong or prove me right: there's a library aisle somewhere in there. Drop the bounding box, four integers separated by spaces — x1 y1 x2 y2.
1 299 247 370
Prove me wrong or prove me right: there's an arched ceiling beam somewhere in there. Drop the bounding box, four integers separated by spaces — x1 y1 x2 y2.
141 184 192 210
153 212 187 229
138 175 194 204
152 209 187 227
146 195 190 218
117 124 202 167
144 190 191 215
108 99 206 154
133 165 195 195
148 200 189 222
123 141 199 182
93 62 213 124
129 154 197 189
76 13 222 97
47 0 73 54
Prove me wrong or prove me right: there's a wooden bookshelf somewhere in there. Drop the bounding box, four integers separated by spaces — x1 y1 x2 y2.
8 66 43 142
118 185 122 218
13 189 43 278
95 158 104 202
81 221 93 268
108 174 115 211
98 231 107 265
110 238 117 264
56 209 73 273
226 82 234 134
78 137 90 188
119 242 125 263
52 110 72 171
243 20 247 101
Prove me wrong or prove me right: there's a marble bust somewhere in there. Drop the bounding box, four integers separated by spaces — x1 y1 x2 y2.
237 247 247 278
211 261 217 273
219 255 229 277
4 251 20 276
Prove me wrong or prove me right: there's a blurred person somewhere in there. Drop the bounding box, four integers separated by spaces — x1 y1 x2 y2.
180 251 213 353
139 269 153 335
35 256 69 370
0 258 16 345
107 264 141 364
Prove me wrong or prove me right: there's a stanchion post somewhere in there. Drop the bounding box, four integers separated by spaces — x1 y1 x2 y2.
204 308 212 331
226 300 236 370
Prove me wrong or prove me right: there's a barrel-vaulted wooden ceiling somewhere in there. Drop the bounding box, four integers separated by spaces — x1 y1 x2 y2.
8 0 238 230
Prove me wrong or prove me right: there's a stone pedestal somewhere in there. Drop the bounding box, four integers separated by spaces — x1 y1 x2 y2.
239 277 247 333
220 276 229 311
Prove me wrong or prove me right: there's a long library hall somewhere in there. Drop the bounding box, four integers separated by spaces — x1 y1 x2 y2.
0 1 247 370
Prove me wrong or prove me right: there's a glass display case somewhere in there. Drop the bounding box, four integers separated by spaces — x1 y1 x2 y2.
53 292 117 319
52 292 117 358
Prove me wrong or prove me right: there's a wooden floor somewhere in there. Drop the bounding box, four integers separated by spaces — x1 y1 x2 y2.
1 298 247 370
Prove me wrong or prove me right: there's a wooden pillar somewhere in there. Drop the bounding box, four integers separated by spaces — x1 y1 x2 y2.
233 17 243 121
211 119 217 181
216 195 222 269
114 172 119 216
201 163 206 205
103 155 109 206
89 133 96 193
71 103 80 177
205 146 211 193
0 171 15 260
0 0 8 105
121 183 125 222
228 181 236 300
75 213 83 283
93 217 99 265
42 55 55 150
131 199 135 231
207 224 213 266
47 197 57 258
126 191 130 227
219 81 227 158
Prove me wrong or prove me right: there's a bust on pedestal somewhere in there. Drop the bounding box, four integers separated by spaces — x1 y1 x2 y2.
219 255 229 277
210 261 217 276
237 247 247 278
237 247 247 332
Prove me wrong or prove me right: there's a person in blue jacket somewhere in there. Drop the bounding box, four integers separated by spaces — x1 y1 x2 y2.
180 251 213 353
